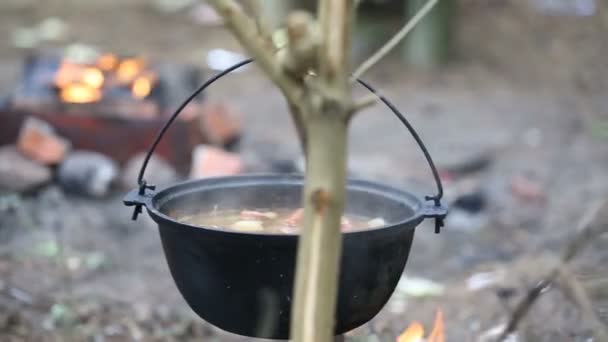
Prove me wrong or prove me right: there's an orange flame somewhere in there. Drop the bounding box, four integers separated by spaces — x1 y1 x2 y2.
131 72 155 99
81 67 104 89
117 57 145 83
96 53 119 71
55 62 83 88
56 53 156 104
397 322 424 342
60 84 102 103
397 309 444 342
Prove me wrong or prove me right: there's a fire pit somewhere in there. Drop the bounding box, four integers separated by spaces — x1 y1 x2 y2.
124 59 447 339
0 50 225 173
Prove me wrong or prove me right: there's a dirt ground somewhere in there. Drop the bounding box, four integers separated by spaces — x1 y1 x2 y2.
1 1 608 341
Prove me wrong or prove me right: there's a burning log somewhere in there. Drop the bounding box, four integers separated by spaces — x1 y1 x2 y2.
8 52 205 118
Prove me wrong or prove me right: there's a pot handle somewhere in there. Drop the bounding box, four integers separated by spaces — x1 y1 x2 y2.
126 58 447 232
354 79 446 233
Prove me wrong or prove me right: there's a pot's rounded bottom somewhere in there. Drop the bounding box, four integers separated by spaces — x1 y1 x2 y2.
143 175 426 339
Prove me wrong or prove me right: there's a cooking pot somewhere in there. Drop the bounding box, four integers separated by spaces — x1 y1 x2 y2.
124 59 447 339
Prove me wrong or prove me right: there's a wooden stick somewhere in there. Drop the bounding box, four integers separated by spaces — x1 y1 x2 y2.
208 0 308 148
497 200 608 341
249 0 272 41
318 0 353 92
350 93 378 115
557 266 608 341
206 1 452 339
351 0 440 80
289 2 354 341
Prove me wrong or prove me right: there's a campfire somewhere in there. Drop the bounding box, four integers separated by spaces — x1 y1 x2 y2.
54 54 157 104
397 309 445 342
0 48 244 186
6 49 208 120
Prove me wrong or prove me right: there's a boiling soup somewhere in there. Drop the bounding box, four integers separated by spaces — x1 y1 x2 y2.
177 208 386 234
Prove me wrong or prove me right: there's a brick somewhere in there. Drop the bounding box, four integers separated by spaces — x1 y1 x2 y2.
510 175 544 202
17 117 70 165
198 103 242 147
0 146 51 192
189 145 243 179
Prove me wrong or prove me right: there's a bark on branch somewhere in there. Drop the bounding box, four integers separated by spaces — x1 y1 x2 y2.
209 0 424 339
289 2 354 341
208 0 307 146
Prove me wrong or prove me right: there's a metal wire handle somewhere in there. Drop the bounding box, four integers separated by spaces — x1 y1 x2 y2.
134 58 445 231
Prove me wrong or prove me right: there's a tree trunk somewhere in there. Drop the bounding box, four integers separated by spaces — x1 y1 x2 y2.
290 108 349 342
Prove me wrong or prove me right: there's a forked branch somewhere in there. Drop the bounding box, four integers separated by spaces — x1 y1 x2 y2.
208 0 302 107
208 2 441 342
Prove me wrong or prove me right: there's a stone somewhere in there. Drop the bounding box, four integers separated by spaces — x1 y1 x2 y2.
0 146 51 192
57 151 118 197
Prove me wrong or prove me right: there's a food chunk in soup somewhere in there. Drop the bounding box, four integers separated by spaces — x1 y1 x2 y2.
176 208 386 234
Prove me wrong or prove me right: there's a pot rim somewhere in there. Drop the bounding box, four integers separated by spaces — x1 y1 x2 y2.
139 173 429 237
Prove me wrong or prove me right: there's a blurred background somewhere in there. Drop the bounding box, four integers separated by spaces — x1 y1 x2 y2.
1 0 607 341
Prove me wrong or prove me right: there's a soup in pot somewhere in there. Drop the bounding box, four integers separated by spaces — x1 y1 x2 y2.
176 208 386 234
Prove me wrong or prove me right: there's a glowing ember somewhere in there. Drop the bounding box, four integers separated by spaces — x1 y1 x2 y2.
55 53 157 104
54 62 81 87
60 84 102 103
397 309 445 342
131 75 153 99
82 67 104 88
96 53 118 71
117 58 145 83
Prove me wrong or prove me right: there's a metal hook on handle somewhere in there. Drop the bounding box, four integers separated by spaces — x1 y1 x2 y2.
354 80 446 233
131 58 447 232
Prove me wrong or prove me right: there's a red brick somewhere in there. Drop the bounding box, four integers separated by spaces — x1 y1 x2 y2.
510 175 544 202
198 103 242 146
189 145 243 179
17 117 70 165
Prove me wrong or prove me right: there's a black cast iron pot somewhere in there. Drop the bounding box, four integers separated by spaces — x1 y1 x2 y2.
125 174 446 339
124 58 447 339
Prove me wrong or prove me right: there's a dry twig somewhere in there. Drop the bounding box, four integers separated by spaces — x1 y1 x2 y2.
557 266 608 341
208 0 308 146
498 200 608 341
349 93 378 115
351 0 440 80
